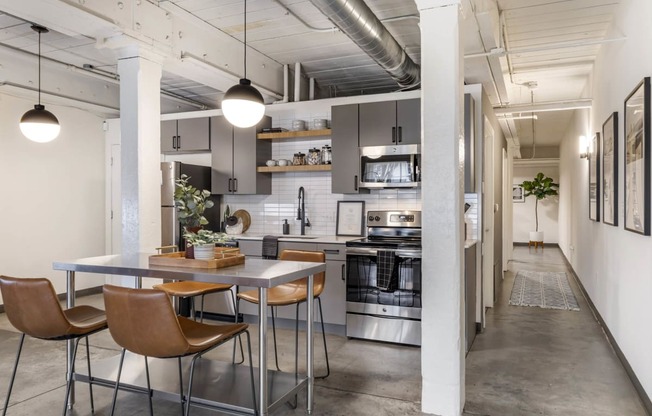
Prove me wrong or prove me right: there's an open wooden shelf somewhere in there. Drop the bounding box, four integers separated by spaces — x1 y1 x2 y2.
256 129 331 140
257 165 332 173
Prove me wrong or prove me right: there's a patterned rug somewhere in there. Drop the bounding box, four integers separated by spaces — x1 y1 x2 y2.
509 270 580 311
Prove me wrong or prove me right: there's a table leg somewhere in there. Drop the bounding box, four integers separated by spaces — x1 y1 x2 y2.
258 288 268 416
306 274 314 414
135 276 142 289
66 271 76 409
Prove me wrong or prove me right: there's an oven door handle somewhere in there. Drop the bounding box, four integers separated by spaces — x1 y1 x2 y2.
346 247 422 258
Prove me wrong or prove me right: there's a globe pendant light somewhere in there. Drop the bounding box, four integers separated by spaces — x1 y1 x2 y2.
20 25 60 143
221 0 265 128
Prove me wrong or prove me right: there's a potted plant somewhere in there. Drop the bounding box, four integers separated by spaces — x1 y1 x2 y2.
174 174 214 230
520 172 559 243
174 174 214 258
183 229 231 260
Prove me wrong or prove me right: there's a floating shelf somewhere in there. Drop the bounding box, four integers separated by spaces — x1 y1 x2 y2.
257 165 332 173
257 129 331 140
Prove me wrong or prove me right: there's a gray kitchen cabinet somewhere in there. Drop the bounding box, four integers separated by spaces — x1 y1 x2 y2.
464 94 476 192
210 116 271 195
332 104 367 194
161 118 210 153
359 99 420 146
238 239 263 258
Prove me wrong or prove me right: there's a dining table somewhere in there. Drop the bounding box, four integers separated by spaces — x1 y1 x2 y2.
53 252 325 415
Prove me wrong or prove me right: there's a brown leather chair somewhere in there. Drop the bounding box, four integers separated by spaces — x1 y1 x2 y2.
151 281 236 323
237 249 330 379
0 275 107 416
103 284 256 416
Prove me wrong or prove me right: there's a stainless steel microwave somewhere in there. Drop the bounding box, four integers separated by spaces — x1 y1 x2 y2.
359 144 421 188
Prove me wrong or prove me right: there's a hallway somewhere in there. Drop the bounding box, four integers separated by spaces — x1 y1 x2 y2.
464 246 647 415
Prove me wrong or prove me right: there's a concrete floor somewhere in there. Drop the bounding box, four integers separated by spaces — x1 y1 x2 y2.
0 246 647 415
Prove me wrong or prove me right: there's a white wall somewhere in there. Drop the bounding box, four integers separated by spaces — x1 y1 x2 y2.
0 93 106 301
560 0 652 400
513 163 560 243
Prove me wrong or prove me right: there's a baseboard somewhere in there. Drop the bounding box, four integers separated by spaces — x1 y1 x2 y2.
514 242 560 248
0 286 103 314
560 253 652 416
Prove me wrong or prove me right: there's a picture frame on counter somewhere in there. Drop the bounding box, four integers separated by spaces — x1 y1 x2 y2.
512 184 525 203
624 77 651 235
602 112 618 226
589 132 600 222
336 201 365 236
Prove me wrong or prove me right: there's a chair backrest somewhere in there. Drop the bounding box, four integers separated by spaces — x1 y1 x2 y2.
279 249 326 296
0 275 73 339
103 285 192 358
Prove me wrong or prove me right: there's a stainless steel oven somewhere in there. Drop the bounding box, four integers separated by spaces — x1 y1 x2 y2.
346 210 422 346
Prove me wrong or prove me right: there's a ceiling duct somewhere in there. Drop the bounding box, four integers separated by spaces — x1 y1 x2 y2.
308 0 420 89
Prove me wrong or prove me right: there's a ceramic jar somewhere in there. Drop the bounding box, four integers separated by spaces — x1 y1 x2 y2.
307 148 321 165
293 152 306 165
321 145 332 164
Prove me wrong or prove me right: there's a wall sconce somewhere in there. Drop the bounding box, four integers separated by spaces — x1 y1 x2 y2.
579 135 589 158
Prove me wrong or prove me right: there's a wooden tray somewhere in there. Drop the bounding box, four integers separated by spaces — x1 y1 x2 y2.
149 247 245 269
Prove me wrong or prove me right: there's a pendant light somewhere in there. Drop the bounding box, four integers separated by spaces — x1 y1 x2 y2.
20 25 60 143
221 0 265 128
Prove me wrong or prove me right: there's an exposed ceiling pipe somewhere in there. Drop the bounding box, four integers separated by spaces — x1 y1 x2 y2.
494 99 592 114
272 64 290 104
307 0 420 89
294 62 302 102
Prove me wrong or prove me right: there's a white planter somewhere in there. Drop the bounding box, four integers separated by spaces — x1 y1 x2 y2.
529 231 544 242
193 244 215 260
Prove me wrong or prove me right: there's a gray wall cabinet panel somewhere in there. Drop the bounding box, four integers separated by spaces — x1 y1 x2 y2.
210 116 235 194
161 120 178 153
464 94 476 192
177 118 210 152
396 99 420 145
359 101 396 146
332 104 365 194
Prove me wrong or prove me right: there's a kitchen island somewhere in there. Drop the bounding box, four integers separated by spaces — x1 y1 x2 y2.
53 253 326 416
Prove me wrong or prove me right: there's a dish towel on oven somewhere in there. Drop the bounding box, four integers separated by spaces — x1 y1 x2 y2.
262 235 279 259
376 250 398 291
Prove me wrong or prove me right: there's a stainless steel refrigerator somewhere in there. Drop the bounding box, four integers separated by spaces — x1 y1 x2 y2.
161 161 221 250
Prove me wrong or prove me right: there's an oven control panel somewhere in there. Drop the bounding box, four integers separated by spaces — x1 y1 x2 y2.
366 210 422 227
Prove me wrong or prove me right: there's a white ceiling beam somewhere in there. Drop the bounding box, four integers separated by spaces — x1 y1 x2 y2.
494 99 592 114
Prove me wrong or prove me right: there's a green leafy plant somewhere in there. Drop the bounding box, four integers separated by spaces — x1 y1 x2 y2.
183 229 232 247
174 174 214 228
521 172 559 232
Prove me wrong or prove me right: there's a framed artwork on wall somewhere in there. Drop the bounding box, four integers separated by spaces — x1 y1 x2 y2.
589 132 601 221
624 77 651 235
602 112 618 226
512 184 525 203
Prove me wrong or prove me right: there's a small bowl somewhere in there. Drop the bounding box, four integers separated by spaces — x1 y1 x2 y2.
266 160 277 167
277 159 288 166
291 120 306 131
313 119 328 129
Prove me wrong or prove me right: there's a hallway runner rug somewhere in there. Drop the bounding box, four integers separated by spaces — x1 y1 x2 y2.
509 270 580 311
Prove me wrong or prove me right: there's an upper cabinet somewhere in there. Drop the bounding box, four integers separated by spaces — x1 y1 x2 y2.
332 104 367 194
161 118 210 153
359 99 420 146
211 116 272 195
464 94 476 193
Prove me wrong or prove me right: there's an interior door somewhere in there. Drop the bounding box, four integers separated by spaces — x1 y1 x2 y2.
483 116 495 307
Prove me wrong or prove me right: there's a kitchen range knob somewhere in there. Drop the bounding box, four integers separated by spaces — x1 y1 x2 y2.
382 307 387 312
368 216 374 222
375 216 381 221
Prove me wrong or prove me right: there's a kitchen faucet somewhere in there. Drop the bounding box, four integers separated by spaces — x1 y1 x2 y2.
297 186 311 235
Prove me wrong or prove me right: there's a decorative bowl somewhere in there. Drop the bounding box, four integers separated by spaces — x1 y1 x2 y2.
266 160 277 167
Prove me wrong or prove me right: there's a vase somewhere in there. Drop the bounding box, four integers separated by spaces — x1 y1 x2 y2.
193 244 215 261
529 231 544 242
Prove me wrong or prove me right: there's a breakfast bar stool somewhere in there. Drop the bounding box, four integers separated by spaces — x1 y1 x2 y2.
103 285 257 416
0 275 107 416
152 281 236 323
236 249 330 379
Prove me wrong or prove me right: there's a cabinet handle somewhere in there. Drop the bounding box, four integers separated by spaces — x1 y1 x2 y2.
228 178 233 192
392 126 396 143
398 126 402 143
354 175 358 191
341 264 345 281
172 136 177 149
177 135 181 149
233 178 238 192
323 249 340 255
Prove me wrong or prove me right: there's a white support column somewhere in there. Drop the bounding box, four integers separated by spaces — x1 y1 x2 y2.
118 53 163 255
416 1 465 415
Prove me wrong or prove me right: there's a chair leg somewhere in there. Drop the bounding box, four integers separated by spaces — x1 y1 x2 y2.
3 333 25 416
85 336 95 414
144 357 154 416
229 290 245 364
185 355 199 416
271 307 282 372
244 331 258 416
178 357 185 415
110 349 126 416
316 297 330 379
200 294 205 323
190 297 196 321
62 337 82 416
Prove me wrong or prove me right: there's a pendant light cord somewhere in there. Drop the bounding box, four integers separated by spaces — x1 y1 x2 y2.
38 28 41 105
244 0 247 79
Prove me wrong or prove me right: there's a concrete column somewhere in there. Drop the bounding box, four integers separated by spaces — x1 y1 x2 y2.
118 53 162 255
415 1 465 415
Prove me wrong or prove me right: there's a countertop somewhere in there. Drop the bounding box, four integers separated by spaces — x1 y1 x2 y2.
233 234 361 244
